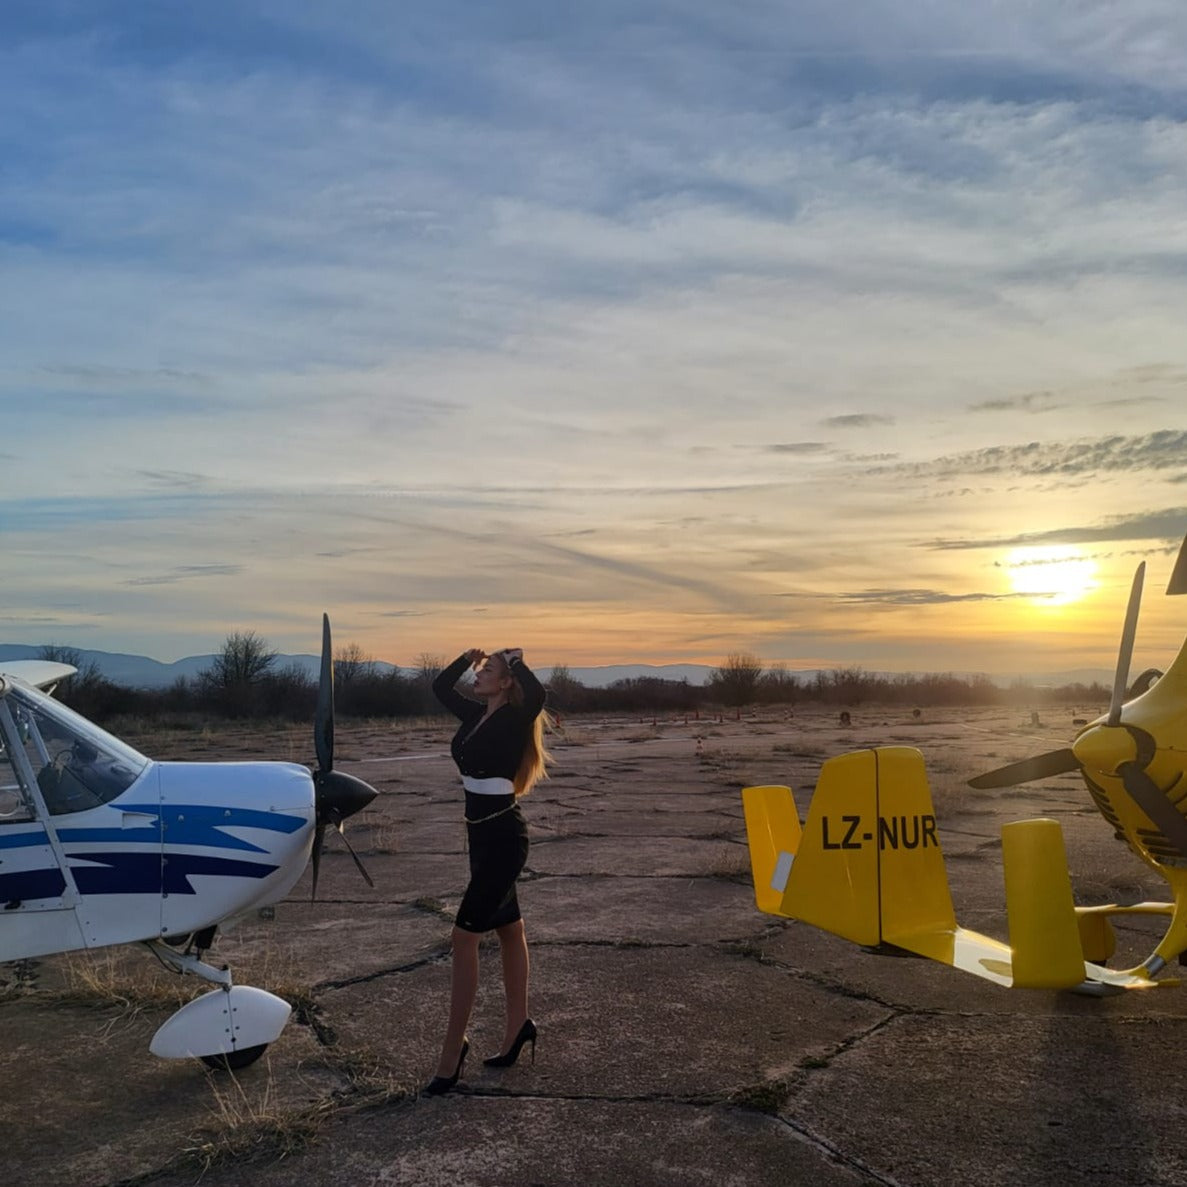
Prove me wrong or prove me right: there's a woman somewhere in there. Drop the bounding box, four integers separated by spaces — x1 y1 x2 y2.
425 646 549 1095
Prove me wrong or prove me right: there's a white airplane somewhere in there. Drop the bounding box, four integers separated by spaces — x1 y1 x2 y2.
0 616 377 1069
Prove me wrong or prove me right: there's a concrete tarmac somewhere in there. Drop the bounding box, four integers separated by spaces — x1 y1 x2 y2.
4 705 1185 1186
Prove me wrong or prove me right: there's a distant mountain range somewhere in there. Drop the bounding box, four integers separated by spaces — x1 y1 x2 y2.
0 644 1116 691
0 644 716 689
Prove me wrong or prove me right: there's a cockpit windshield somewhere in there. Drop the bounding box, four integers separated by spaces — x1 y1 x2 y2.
0 683 150 816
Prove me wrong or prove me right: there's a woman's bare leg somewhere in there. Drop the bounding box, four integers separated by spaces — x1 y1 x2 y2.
435 926 480 1077
495 918 530 1051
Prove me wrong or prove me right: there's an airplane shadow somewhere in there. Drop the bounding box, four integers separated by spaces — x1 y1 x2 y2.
1013 991 1173 1186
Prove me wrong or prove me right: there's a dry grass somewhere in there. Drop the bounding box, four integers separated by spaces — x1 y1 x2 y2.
51 950 199 1015
229 941 318 1015
729 1077 793 1115
411 895 453 920
771 743 827 758
19 940 319 1029
0 957 42 1002
621 727 662 743
366 822 401 854
183 1064 339 1174
696 746 746 773
180 1044 416 1175
324 1047 418 1108
707 844 752 881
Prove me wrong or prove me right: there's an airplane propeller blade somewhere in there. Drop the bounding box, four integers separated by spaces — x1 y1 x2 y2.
1118 762 1187 858
1167 532 1187 596
335 821 375 888
1108 562 1145 727
314 612 334 774
967 748 1079 790
309 614 378 901
310 821 327 902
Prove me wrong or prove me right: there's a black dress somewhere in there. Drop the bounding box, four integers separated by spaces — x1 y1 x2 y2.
433 654 546 933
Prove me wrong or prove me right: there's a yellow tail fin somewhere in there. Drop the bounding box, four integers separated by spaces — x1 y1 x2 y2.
744 748 956 951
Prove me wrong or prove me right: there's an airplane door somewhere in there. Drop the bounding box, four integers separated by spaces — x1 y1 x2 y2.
0 699 87 959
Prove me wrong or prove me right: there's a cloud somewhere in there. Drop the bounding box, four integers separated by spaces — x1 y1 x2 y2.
968 392 1065 413
762 442 829 454
125 564 245 587
821 414 894 429
890 431 1187 481
836 588 1037 605
0 494 222 528
0 613 99 626
4 4 1187 670
930 507 1187 551
137 470 213 489
39 364 213 386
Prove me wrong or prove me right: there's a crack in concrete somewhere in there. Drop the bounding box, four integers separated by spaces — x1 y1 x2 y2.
775 1114 907 1186
532 937 696 950
309 865 759 905
720 944 910 1013
296 934 772 999
532 831 742 841
313 951 450 993
823 1012 902 1064
451 1087 722 1106
512 871 747 881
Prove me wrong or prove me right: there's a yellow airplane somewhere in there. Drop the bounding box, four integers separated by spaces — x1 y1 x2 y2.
742 532 1187 995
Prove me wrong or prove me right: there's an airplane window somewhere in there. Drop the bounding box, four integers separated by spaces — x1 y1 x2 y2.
6 686 149 816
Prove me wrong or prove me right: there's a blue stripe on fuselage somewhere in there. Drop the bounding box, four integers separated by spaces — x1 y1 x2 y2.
68 851 278 895
0 867 67 900
54 804 307 854
0 851 279 899
0 830 52 850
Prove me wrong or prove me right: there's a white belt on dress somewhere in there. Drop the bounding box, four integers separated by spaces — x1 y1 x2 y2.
462 775 515 796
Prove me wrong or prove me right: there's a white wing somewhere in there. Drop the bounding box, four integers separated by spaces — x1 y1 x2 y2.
0 660 79 690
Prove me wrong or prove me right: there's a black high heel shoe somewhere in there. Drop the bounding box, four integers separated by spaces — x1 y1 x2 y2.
484 1019 537 1068
424 1037 469 1096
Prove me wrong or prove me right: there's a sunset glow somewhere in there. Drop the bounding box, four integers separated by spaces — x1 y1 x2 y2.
2 6 1186 677
1004 548 1099 606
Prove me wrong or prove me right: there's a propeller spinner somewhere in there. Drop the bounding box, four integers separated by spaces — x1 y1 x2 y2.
310 613 378 899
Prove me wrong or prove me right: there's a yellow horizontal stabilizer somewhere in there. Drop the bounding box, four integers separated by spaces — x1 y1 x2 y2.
1081 964 1173 992
1002 819 1087 989
943 927 1014 987
741 785 803 916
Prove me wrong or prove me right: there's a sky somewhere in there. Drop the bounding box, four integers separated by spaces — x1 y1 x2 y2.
3 2 1187 676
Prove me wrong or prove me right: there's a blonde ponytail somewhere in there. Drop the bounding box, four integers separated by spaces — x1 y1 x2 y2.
513 711 551 798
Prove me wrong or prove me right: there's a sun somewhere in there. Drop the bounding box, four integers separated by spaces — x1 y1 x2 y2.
1004 546 1098 605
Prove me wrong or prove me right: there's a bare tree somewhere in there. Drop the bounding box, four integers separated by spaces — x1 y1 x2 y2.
546 662 584 710
207 630 278 687
758 662 800 705
415 652 446 684
708 651 765 707
334 642 375 687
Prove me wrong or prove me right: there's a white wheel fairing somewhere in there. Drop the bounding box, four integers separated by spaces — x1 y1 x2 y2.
149 986 292 1059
